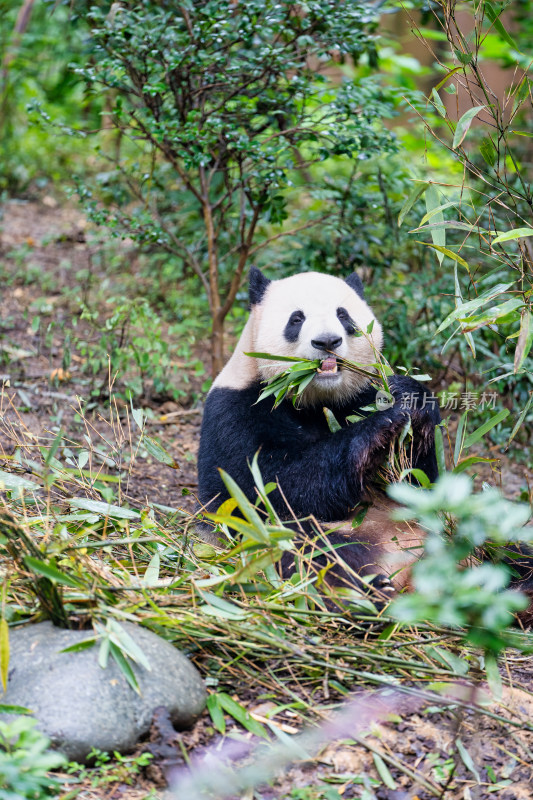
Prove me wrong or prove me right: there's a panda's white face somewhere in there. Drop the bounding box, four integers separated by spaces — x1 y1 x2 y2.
253 272 383 406
213 270 384 406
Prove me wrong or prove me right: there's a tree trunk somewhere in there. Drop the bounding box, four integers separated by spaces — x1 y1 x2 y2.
202 181 260 377
201 178 223 378
210 312 225 377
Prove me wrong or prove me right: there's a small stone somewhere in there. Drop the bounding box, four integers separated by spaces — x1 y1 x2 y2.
1 621 206 762
159 401 180 414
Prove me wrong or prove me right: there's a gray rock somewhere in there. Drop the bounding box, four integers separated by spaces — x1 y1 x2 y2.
1 620 206 762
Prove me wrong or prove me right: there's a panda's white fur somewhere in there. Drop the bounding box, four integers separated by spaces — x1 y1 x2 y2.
213 271 383 407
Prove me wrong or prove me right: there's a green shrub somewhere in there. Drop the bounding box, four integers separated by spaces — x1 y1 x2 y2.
390 473 532 659
0 717 65 800
0 1 99 191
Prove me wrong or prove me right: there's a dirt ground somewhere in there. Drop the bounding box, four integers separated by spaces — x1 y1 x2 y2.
1 198 533 800
0 198 202 513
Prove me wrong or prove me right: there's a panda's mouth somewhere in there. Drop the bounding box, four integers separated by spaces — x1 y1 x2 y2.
316 357 339 376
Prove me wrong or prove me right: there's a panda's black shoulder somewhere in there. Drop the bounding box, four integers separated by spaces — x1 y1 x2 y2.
203 383 261 417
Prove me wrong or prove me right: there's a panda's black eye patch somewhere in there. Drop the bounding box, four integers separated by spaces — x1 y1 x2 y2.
337 307 356 336
289 310 305 324
284 310 306 343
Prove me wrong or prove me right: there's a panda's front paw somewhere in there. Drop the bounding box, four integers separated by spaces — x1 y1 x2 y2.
388 377 440 427
367 573 396 596
365 573 396 615
377 403 410 432
344 573 396 630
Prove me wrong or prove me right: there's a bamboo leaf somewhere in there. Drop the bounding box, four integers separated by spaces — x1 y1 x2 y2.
219 469 270 542
427 646 469 675
98 636 110 669
435 425 446 476
0 470 38 492
245 352 317 363
455 737 481 783
434 65 464 91
459 298 523 332
0 704 32 714
205 511 270 542
23 556 82 589
479 137 497 167
373 752 397 790
418 242 469 268
216 497 238 517
294 371 316 397
453 456 496 474
492 227 533 244
514 309 533 372
206 693 226 734
484 1 518 50
431 87 446 117
351 505 369 528
226 548 284 584
107 620 152 672
507 392 533 448
249 452 277 521
216 692 269 739
398 181 429 227
436 282 513 334
511 75 530 107
143 436 179 469
130 404 145 431
142 552 160 586
399 468 431 488
323 407 342 433
411 220 487 233
0 618 9 693
254 356 320 409
43 430 63 467
453 264 476 357
109 641 140 694
452 105 485 149
454 412 468 466
463 409 510 449
454 49 473 65
425 184 445 262
60 638 97 654
419 200 458 226
69 498 140 519
199 592 248 620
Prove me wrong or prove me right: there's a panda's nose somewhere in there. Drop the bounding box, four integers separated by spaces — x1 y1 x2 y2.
311 334 342 353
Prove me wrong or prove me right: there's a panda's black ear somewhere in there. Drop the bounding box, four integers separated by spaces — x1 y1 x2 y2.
249 266 271 306
345 272 365 300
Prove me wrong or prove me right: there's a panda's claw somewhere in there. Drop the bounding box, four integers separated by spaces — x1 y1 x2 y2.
367 573 395 593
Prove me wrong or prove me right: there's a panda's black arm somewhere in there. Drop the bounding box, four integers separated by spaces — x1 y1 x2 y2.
385 374 441 483
255 375 440 520
256 406 410 521
198 385 412 521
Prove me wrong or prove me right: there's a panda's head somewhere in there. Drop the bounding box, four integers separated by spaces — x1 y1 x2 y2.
247 267 383 407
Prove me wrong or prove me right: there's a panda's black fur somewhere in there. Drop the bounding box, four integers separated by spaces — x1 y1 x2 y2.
197 267 443 591
199 377 438 525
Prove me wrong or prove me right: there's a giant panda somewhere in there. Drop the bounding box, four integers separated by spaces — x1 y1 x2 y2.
197 267 442 597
